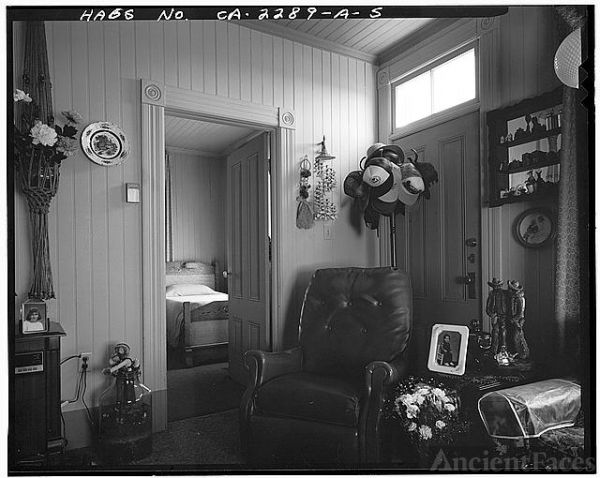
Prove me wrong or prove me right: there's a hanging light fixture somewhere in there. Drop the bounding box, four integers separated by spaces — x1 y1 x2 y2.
554 27 582 88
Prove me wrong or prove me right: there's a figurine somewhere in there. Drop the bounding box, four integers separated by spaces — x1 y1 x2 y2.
525 171 536 193
508 280 530 360
531 116 545 134
486 278 510 358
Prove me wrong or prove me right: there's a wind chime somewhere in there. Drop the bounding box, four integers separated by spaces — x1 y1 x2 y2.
14 22 61 300
313 136 337 221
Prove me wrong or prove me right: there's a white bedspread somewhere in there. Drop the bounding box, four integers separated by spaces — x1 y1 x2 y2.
166 292 228 348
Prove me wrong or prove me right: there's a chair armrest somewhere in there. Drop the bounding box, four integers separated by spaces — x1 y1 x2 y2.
244 346 303 388
239 347 303 455
360 353 410 463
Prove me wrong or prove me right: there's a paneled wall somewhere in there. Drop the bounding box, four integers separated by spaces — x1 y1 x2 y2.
12 18 378 436
378 7 560 360
167 149 226 278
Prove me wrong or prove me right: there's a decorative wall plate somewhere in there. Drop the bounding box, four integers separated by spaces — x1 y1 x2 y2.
81 122 130 166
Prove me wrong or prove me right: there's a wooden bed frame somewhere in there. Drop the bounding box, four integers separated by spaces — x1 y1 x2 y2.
166 261 228 367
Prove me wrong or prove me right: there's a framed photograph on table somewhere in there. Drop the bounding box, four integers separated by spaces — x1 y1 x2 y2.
427 324 469 376
21 299 48 334
513 208 556 248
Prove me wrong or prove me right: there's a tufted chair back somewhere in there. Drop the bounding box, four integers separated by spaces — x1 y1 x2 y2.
299 267 412 382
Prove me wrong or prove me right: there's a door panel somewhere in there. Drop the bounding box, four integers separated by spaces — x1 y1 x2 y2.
395 112 481 369
227 133 270 385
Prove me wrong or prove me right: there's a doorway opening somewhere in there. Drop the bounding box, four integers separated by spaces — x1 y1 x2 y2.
163 112 269 422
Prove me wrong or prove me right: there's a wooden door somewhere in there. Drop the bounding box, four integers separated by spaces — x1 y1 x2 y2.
226 133 271 385
394 112 481 369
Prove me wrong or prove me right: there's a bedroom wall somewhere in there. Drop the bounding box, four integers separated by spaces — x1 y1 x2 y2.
377 6 561 360
167 149 226 283
12 17 378 446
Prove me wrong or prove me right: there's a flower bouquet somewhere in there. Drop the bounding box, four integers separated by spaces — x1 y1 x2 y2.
385 376 470 463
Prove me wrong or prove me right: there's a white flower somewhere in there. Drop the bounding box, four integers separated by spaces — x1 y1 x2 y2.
444 403 456 413
435 420 446 430
405 404 420 419
433 388 447 400
14 89 32 103
407 421 417 432
401 393 416 407
30 121 57 147
419 425 432 440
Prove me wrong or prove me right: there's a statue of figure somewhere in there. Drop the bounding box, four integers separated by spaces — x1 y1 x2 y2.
486 278 510 358
508 280 530 360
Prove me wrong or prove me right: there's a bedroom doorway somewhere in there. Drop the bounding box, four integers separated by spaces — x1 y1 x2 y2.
141 79 295 431
164 113 269 420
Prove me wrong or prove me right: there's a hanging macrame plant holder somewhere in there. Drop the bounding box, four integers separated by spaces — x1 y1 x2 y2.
15 21 58 300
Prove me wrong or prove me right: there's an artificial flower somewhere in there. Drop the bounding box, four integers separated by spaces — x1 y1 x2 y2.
56 136 78 156
406 404 420 419
14 89 83 165
14 89 32 103
62 109 83 124
419 425 432 440
444 403 456 412
407 422 417 432
30 121 58 147
435 420 446 430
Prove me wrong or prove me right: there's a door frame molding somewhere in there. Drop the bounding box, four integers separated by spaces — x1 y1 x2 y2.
140 79 296 432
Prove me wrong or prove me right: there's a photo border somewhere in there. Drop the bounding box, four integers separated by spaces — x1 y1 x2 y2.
427 323 470 375
20 299 48 335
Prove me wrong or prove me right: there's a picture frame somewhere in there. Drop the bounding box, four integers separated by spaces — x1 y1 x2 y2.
427 324 470 376
513 207 556 248
21 299 48 334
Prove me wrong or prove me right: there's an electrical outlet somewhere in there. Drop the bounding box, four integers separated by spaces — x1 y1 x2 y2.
323 223 333 240
79 352 91 372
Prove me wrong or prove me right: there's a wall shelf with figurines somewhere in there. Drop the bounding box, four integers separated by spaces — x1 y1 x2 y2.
487 87 563 207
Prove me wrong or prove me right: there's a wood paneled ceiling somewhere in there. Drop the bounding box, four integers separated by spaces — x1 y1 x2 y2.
240 18 437 62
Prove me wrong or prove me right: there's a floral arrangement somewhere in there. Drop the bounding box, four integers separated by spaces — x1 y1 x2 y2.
13 88 83 166
385 376 470 458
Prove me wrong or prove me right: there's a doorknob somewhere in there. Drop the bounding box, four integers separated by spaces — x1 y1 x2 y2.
463 275 473 284
222 270 232 278
465 237 478 247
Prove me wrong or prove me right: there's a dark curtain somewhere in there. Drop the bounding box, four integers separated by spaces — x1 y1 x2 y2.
553 7 590 370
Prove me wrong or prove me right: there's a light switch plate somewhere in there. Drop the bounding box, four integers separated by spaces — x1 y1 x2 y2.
126 183 140 203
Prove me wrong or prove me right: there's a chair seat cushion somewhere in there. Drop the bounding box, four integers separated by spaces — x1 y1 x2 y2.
255 373 363 426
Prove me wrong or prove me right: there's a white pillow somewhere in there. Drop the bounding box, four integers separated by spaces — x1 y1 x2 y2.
166 283 216 297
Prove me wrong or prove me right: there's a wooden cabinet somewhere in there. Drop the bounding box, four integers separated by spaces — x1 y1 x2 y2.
487 88 563 207
11 322 66 468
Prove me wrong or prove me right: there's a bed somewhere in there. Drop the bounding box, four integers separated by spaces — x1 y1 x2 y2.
166 261 229 367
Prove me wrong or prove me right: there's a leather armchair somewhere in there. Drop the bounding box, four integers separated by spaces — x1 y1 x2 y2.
240 267 413 466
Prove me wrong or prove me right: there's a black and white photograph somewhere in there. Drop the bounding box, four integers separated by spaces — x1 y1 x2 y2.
21 299 48 334
6 3 593 474
427 324 470 375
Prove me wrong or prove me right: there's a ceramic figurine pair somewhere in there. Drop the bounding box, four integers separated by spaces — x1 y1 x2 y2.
486 278 531 366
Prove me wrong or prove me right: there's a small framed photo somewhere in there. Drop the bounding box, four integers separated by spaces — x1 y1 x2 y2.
427 324 470 376
21 299 48 334
513 208 556 248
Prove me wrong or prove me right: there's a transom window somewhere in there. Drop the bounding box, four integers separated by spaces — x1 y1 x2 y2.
393 46 478 129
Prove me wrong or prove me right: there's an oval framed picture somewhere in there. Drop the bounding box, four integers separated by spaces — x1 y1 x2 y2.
81 121 130 166
513 208 556 248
